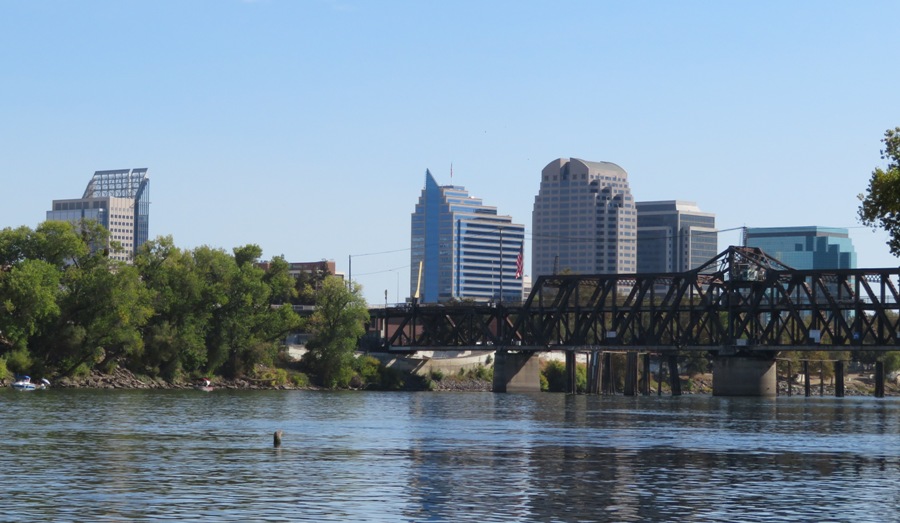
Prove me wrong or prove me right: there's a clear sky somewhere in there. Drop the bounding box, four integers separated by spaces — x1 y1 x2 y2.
3 0 900 305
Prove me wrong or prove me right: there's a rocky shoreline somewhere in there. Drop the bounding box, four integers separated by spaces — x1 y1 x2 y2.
4 367 895 395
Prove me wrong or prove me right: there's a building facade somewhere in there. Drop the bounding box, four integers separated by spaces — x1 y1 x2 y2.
532 158 636 278
744 226 857 269
46 168 150 262
636 200 717 273
411 170 524 303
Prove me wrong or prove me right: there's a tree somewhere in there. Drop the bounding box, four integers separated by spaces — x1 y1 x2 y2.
302 276 369 388
0 259 61 352
195 244 301 378
133 236 210 378
858 127 900 255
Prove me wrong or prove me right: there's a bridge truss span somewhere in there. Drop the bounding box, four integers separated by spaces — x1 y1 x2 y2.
371 247 900 353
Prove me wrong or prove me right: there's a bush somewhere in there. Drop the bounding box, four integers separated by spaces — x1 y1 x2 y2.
354 356 382 388
540 359 587 393
430 369 445 381
254 366 289 387
0 357 9 380
4 349 33 375
291 372 310 388
884 351 900 373
542 360 566 392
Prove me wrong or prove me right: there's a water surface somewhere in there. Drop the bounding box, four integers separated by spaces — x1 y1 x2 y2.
1 390 898 522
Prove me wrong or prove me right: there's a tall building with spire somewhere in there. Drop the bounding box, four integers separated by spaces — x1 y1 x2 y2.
532 158 636 278
46 168 150 262
411 170 524 303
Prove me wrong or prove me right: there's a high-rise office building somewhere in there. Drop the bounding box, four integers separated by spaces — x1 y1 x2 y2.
47 168 150 262
411 170 524 303
744 226 856 269
636 200 717 273
532 158 636 277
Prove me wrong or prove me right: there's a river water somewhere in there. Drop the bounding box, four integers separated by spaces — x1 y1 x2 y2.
1 389 898 522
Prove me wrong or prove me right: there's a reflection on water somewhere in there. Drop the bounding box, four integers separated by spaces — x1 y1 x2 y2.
1 390 898 522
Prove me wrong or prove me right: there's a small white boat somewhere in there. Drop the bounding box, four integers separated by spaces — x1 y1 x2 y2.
12 376 49 391
194 378 214 392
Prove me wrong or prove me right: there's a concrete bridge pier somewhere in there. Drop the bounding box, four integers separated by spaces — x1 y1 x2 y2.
492 351 541 393
712 353 777 397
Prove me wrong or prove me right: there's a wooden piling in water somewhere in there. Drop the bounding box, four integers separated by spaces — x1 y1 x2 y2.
668 355 681 396
875 361 885 398
274 430 283 448
602 352 614 395
803 360 811 397
565 351 577 394
624 352 637 396
641 353 651 395
819 363 825 396
834 360 844 398
787 361 792 396
657 355 664 396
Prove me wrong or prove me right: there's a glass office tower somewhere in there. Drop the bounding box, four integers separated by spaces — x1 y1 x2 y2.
411 170 524 303
636 200 717 273
744 226 856 269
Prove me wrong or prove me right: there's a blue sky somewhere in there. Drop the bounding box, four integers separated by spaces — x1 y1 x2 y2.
3 0 900 305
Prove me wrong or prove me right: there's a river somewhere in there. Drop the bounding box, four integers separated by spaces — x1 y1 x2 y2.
1 389 898 522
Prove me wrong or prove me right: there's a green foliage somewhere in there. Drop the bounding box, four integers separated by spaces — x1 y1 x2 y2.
859 127 900 255
0 259 61 351
0 357 9 380
429 368 445 381
0 223 305 382
541 359 587 393
355 355 382 388
470 364 493 381
4 348 33 375
883 351 900 373
291 372 310 388
542 360 567 392
680 352 711 376
255 367 289 387
303 277 369 388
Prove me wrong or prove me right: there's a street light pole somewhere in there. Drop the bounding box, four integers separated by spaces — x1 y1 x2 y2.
499 227 503 304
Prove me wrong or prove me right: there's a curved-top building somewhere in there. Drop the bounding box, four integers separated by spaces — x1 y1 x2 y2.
532 158 636 277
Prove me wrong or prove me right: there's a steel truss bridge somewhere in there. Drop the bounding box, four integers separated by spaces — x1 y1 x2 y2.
369 247 900 354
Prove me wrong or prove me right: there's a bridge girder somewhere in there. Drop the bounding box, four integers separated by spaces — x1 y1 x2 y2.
371 247 900 352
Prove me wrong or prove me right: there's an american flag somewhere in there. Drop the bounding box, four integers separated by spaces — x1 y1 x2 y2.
515 242 524 279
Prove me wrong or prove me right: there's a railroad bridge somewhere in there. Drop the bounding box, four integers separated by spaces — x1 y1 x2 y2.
367 246 900 396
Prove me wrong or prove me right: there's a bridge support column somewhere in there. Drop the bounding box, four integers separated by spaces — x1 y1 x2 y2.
803 360 811 397
492 351 541 393
641 353 651 395
712 355 777 397
565 351 577 394
624 352 638 396
668 355 681 396
875 361 885 398
834 360 845 398
602 352 614 394
587 351 601 394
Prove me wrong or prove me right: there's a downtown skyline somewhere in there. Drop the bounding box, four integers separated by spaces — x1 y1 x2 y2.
3 1 900 305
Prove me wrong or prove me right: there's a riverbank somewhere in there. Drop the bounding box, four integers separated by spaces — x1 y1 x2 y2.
3 367 896 395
